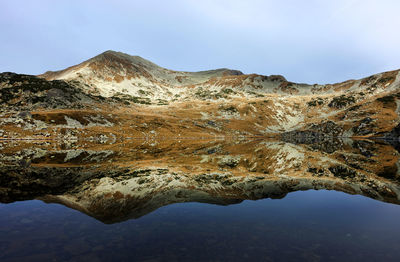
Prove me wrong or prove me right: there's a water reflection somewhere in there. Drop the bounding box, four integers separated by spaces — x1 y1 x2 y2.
1 137 399 223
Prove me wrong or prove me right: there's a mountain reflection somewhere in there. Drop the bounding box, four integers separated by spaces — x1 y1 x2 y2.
1 137 399 224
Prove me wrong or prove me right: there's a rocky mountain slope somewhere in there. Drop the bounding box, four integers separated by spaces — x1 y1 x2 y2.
1 50 400 140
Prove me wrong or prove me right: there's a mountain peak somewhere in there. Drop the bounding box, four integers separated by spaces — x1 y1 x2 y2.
102 50 119 54
37 50 249 97
90 50 159 69
95 50 140 60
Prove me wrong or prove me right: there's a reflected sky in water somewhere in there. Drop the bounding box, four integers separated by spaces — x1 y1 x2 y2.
1 190 400 262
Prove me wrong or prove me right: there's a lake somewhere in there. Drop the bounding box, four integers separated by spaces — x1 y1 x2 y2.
1 138 400 261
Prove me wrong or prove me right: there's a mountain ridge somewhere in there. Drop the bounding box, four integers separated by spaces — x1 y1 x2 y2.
37 50 399 102
40 50 245 78
1 50 400 141
38 50 248 98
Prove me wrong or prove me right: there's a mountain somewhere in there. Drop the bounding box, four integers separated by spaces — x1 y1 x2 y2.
0 50 399 140
38 50 399 102
39 50 245 99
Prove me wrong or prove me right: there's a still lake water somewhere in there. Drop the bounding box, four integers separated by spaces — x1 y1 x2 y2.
2 191 400 261
1 138 400 261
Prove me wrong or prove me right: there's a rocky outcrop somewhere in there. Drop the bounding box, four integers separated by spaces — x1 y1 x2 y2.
280 121 345 152
0 72 105 110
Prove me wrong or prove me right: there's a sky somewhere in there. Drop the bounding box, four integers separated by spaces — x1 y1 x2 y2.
1 0 399 84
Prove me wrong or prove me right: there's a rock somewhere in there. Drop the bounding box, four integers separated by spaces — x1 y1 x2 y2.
17 111 32 119
218 156 241 168
328 165 357 179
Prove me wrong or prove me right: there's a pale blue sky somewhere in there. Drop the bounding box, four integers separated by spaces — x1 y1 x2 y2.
1 0 399 84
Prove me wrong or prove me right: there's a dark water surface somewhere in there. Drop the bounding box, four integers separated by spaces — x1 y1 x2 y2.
2 190 400 261
1 138 400 261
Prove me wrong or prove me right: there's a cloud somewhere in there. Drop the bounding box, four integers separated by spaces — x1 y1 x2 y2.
0 0 399 83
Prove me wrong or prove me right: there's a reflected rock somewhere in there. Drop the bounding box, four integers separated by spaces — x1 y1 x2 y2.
1 138 400 223
37 168 400 224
